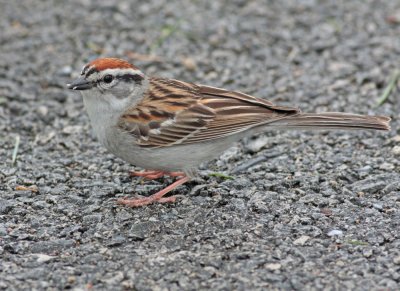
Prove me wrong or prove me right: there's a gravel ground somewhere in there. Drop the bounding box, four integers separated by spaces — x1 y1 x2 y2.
1 0 400 290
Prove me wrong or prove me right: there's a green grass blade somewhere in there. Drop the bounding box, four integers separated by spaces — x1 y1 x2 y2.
208 172 235 180
376 70 400 107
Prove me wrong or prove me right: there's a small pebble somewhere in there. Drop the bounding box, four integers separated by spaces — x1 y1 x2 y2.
37 106 49 117
363 249 373 258
392 146 400 156
393 256 400 265
372 204 383 210
327 230 343 237
181 57 197 71
35 254 56 263
293 235 310 246
58 66 72 76
265 263 282 271
379 163 395 171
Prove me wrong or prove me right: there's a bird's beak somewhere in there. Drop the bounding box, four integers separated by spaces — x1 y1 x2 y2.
67 76 93 90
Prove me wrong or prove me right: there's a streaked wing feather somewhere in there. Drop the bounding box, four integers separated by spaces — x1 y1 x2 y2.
118 78 300 148
199 85 299 112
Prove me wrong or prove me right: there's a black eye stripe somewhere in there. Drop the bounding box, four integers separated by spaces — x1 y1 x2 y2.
116 74 144 84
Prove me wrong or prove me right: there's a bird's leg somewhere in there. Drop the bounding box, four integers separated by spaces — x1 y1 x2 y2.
129 170 185 180
118 175 190 207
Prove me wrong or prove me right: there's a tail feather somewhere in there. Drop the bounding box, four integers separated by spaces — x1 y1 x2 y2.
269 112 391 131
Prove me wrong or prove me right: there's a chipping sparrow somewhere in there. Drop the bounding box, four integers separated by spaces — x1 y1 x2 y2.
67 58 391 207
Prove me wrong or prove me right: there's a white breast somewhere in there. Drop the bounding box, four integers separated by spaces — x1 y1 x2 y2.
82 93 120 150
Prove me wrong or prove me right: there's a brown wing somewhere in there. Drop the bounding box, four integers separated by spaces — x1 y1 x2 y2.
118 78 300 148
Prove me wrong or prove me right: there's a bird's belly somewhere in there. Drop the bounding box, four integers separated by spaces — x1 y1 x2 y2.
101 129 240 173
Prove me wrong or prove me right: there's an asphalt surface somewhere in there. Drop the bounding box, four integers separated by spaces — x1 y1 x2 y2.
1 0 399 290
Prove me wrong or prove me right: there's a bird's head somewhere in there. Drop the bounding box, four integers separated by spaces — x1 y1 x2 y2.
67 58 148 112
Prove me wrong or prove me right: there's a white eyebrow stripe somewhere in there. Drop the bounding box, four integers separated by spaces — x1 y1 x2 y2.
80 66 86 75
99 68 144 77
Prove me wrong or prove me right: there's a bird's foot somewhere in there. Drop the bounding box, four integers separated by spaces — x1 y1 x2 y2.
117 195 177 207
118 176 189 207
129 170 185 180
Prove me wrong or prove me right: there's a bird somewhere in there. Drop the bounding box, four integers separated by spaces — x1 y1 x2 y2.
67 57 391 207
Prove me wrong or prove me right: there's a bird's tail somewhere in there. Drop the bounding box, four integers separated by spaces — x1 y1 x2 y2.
268 112 391 131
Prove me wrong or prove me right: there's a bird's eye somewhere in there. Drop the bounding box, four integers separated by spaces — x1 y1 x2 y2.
103 75 114 83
